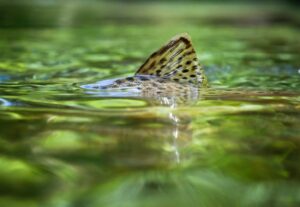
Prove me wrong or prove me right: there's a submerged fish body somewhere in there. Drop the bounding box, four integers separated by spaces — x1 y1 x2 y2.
82 75 200 104
82 33 207 104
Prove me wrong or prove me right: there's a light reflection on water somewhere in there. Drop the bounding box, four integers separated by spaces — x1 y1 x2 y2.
0 98 12 106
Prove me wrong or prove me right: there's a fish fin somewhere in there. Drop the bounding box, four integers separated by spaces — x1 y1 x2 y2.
135 33 206 85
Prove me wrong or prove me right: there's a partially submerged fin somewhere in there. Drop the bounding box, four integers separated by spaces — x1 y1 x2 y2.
135 33 207 85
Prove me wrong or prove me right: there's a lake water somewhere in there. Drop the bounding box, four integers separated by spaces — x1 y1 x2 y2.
0 2 299 207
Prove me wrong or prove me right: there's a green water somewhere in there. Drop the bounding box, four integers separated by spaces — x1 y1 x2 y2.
0 2 300 207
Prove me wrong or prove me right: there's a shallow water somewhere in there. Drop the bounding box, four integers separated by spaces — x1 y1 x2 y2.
0 2 300 207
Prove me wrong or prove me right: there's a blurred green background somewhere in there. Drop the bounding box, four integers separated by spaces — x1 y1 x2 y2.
0 0 299 28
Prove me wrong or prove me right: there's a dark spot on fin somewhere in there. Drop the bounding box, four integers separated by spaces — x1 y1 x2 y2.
149 61 156 69
115 79 124 84
126 77 135 81
159 58 167 64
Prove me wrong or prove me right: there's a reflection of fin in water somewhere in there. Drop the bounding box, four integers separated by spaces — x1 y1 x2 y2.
171 117 181 163
81 33 208 105
169 111 181 163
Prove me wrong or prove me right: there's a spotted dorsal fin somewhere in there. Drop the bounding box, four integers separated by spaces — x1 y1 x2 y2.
135 33 206 85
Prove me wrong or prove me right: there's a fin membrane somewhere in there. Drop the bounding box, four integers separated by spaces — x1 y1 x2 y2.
135 33 206 85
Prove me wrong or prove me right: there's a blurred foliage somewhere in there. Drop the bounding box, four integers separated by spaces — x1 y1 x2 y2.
0 1 300 28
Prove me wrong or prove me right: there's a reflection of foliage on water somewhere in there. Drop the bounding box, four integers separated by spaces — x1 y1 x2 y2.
0 99 299 206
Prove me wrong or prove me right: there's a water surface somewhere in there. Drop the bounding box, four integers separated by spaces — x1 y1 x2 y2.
0 2 300 207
